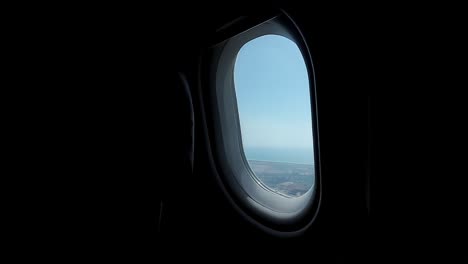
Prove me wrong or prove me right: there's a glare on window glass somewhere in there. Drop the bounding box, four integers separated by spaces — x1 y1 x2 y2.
234 34 314 197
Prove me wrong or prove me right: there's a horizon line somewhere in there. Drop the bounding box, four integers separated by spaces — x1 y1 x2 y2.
247 159 314 166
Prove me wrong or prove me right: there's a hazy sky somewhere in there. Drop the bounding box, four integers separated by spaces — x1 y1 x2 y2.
234 34 314 152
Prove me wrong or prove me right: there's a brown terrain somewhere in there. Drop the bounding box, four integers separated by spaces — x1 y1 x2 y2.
248 160 314 197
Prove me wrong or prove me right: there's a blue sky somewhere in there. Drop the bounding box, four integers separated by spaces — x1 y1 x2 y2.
234 34 314 156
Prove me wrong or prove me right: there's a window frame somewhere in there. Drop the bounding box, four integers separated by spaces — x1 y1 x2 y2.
198 11 321 235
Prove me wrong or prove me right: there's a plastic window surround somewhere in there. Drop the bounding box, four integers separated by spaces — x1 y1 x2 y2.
203 12 321 234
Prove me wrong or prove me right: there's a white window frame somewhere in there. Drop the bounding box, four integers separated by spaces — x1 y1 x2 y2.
199 11 321 235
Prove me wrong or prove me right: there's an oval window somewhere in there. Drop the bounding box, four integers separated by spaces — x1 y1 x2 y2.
204 13 320 234
234 35 315 197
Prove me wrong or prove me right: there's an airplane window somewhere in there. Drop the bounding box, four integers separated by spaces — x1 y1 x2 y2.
204 13 320 233
234 35 314 197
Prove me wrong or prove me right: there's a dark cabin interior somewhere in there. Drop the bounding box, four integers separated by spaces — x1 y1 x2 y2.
27 1 371 261
17 1 466 262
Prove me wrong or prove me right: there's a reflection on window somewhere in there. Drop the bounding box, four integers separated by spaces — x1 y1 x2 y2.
234 35 314 197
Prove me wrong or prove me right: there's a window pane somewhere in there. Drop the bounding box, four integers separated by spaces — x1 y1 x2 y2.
234 35 314 197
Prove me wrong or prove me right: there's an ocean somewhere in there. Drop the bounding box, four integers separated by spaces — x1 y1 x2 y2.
244 147 315 165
